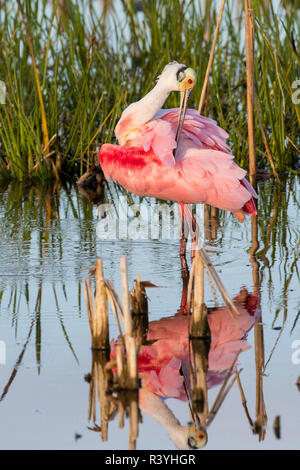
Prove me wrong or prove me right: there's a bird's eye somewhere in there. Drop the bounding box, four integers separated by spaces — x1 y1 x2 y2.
187 437 198 449
176 66 187 82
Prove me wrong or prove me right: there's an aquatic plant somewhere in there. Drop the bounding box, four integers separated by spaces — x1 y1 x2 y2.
0 0 299 181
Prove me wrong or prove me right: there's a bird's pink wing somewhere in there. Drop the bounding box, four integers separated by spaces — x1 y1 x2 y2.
135 119 176 168
134 108 231 169
155 108 231 154
175 147 252 211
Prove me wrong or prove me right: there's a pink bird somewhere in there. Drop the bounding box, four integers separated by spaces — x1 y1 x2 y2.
99 61 257 241
110 287 259 449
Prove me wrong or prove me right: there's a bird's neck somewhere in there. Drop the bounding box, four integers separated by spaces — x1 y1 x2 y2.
140 389 181 430
138 82 170 118
115 82 170 144
140 390 191 449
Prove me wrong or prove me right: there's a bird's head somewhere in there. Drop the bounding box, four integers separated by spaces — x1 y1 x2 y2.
157 62 197 155
186 425 208 449
168 423 208 450
157 61 197 92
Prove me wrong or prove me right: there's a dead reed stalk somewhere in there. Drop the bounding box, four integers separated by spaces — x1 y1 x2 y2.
120 256 133 337
83 259 109 350
273 415 281 439
253 319 267 441
84 257 141 448
244 0 256 177
249 215 267 441
129 275 148 315
120 256 139 390
86 349 139 448
198 0 227 114
94 259 109 349
129 393 139 450
126 336 139 390
190 250 211 339
84 257 139 390
87 349 113 441
190 337 210 421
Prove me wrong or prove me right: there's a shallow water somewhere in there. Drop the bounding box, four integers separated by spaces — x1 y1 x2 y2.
0 176 299 450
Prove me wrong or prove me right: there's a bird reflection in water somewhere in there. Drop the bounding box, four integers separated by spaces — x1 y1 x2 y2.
109 287 259 449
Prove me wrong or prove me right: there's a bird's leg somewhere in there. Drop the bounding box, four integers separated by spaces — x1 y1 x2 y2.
190 210 199 262
179 251 189 314
178 203 189 314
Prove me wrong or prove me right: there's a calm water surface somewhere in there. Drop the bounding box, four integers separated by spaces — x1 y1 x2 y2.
0 176 299 450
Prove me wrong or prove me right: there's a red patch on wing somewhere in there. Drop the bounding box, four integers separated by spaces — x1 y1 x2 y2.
99 144 162 173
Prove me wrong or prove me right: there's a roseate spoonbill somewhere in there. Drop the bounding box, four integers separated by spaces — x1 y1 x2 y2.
99 61 257 246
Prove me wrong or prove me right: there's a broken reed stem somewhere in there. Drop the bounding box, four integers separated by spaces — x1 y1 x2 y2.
120 257 138 390
192 250 203 326
254 319 267 441
190 250 211 339
273 416 281 439
104 283 126 351
126 336 139 390
210 206 219 241
130 274 148 315
94 259 109 350
85 257 140 448
87 373 94 422
187 259 196 314
129 395 139 450
190 339 210 421
245 0 256 176
95 354 109 441
84 273 109 349
116 345 125 388
84 260 109 350
119 401 125 429
194 250 204 314
120 256 133 337
198 0 226 114
87 350 111 441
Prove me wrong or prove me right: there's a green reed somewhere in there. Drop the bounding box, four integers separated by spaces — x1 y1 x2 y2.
0 0 299 182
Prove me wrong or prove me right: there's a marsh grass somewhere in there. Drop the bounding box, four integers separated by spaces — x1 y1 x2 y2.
0 0 299 182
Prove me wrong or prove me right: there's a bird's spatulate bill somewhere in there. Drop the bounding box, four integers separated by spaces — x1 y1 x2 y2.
174 89 190 159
